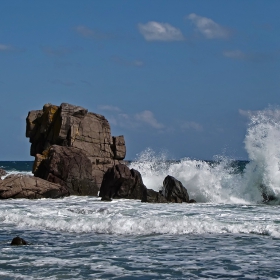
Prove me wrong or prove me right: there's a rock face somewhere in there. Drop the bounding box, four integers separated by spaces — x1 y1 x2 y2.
99 164 147 201
162 175 189 203
0 174 68 199
26 103 126 195
34 145 99 196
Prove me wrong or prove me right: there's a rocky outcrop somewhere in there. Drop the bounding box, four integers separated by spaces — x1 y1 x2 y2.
26 103 126 194
99 164 147 201
0 174 69 199
162 175 189 203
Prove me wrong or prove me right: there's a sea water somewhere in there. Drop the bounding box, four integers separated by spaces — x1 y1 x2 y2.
1 108 280 279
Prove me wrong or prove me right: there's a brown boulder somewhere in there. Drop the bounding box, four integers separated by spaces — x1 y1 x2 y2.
26 103 126 190
0 174 69 199
34 145 99 196
99 164 147 200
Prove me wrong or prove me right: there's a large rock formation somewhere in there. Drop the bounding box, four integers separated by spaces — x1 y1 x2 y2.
99 164 147 201
26 103 126 195
0 174 68 199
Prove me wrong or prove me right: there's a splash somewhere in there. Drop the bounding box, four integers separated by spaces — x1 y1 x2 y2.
242 107 280 202
130 108 280 204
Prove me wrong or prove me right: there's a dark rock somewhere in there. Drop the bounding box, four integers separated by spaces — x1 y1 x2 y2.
162 175 189 203
11 236 27 246
99 164 147 200
188 199 197 203
101 196 112 202
0 174 69 199
34 145 99 196
26 103 126 191
0 168 7 177
141 188 168 203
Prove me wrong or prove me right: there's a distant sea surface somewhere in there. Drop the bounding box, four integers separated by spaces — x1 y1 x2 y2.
1 108 280 279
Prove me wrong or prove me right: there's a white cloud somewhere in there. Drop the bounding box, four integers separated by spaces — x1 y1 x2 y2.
187 13 230 39
138 21 184 41
135 110 164 129
223 50 246 59
180 121 203 132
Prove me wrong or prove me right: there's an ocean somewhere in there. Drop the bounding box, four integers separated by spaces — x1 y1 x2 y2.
1 109 280 279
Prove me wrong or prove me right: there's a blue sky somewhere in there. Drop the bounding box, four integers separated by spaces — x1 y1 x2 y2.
1 0 280 160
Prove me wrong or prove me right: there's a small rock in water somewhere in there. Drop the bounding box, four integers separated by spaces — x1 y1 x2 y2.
11 236 27 246
188 199 197 203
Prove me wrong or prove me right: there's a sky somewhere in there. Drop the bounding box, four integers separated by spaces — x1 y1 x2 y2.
1 0 280 161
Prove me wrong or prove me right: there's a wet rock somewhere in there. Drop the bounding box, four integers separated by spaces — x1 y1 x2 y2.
0 174 69 199
99 164 147 200
141 188 168 203
188 199 197 203
11 236 27 246
26 103 126 191
162 175 189 203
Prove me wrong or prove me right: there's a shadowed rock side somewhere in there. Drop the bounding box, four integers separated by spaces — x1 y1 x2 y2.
0 174 68 199
35 145 99 196
99 164 147 201
162 175 189 203
26 103 126 195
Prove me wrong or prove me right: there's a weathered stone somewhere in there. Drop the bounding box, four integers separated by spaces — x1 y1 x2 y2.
162 175 189 203
0 168 7 177
141 188 168 203
0 174 69 199
99 164 147 200
34 145 99 196
11 236 27 246
26 103 126 191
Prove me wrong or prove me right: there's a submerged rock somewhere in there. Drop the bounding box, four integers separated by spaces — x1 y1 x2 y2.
26 103 127 194
99 164 147 200
0 174 68 199
162 175 189 203
11 236 27 246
